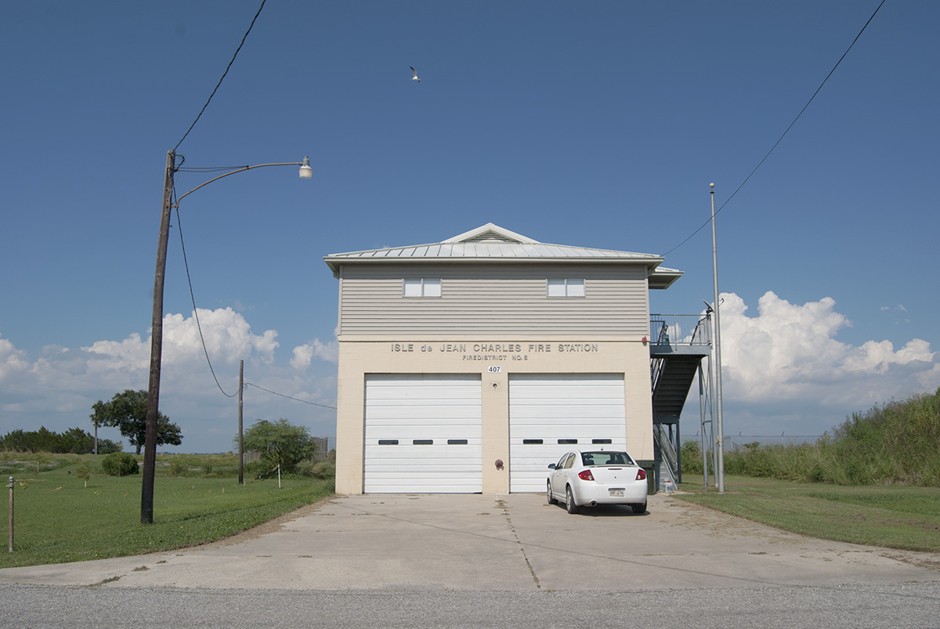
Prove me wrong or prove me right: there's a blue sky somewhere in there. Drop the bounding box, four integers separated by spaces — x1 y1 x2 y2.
2 1 937 453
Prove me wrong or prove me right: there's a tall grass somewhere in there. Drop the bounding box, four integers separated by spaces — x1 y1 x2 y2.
682 387 940 486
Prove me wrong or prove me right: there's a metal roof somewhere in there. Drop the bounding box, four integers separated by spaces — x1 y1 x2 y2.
324 223 682 288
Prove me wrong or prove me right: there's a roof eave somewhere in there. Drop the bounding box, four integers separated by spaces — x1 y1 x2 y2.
323 254 670 277
648 268 683 290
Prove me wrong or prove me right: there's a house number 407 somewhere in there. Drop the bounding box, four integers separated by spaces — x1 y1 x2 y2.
487 366 502 373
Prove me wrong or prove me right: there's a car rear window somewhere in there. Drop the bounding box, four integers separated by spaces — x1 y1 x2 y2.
581 451 633 466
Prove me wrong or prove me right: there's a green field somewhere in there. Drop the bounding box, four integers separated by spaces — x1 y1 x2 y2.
0 453 332 569
676 475 940 552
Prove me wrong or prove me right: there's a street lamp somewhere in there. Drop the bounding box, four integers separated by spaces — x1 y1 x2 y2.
141 149 312 525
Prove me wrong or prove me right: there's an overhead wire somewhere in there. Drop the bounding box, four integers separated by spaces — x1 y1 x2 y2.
174 199 337 409
172 184 238 399
173 0 268 152
245 382 338 410
172 165 334 410
166 0 325 409
662 0 887 257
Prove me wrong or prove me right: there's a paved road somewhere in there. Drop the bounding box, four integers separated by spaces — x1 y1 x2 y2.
1 493 938 626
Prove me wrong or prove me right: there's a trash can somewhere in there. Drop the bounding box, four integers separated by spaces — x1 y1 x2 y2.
637 459 657 495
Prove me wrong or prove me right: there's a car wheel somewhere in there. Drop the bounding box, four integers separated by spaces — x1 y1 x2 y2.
631 501 647 514
547 481 557 505
565 486 579 514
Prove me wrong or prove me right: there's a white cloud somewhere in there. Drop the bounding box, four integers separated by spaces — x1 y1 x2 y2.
84 333 149 372
290 338 339 368
161 307 280 366
3 295 937 449
0 336 30 380
718 291 939 433
0 309 336 452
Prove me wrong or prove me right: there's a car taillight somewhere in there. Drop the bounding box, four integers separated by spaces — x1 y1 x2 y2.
635 468 647 481
578 469 595 481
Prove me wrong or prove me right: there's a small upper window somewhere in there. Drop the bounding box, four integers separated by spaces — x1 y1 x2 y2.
547 278 585 297
403 277 441 298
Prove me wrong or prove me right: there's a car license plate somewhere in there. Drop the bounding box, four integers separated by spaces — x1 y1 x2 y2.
609 488 624 497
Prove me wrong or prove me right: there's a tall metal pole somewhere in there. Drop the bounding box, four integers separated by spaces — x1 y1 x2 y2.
142 149 176 524
238 359 245 485
709 183 726 494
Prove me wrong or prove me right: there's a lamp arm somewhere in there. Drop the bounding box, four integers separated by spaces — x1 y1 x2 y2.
174 161 303 207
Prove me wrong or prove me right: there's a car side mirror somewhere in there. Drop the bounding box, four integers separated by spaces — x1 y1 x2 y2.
547 463 556 469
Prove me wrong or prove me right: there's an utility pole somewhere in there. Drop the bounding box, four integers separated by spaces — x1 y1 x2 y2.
142 149 176 525
238 360 245 485
141 153 310 523
709 183 726 494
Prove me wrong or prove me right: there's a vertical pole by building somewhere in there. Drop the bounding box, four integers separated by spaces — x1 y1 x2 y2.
238 360 245 485
709 183 726 494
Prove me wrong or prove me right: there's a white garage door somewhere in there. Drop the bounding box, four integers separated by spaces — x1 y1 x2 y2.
509 374 626 493
364 374 482 493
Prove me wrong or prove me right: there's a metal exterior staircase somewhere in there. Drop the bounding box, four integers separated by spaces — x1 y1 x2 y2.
651 355 703 424
648 315 712 485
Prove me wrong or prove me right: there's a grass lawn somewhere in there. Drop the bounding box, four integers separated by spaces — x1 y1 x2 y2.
675 475 940 552
0 455 332 569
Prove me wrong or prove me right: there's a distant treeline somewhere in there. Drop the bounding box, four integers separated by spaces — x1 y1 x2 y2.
683 387 940 486
0 426 121 454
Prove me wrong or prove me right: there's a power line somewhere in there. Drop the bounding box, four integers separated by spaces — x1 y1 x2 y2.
172 195 335 410
663 0 887 257
172 186 238 399
245 382 337 410
173 0 268 152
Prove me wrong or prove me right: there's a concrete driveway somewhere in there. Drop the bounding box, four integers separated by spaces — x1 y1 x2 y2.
1 493 938 591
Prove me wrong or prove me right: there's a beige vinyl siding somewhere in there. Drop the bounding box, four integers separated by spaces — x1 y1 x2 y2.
337 263 649 337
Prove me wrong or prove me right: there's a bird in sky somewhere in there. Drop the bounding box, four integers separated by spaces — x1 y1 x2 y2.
410 66 420 82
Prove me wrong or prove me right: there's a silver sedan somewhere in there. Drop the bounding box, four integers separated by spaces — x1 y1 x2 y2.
547 449 648 514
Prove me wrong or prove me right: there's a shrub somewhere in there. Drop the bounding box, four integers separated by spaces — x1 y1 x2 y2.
75 462 92 488
167 460 188 477
101 452 139 476
311 461 335 480
244 460 272 480
680 440 704 476
292 460 335 480
293 460 314 478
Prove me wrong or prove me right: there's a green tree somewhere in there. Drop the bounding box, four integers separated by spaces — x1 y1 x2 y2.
75 462 92 488
240 419 316 476
91 389 183 455
60 427 94 453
